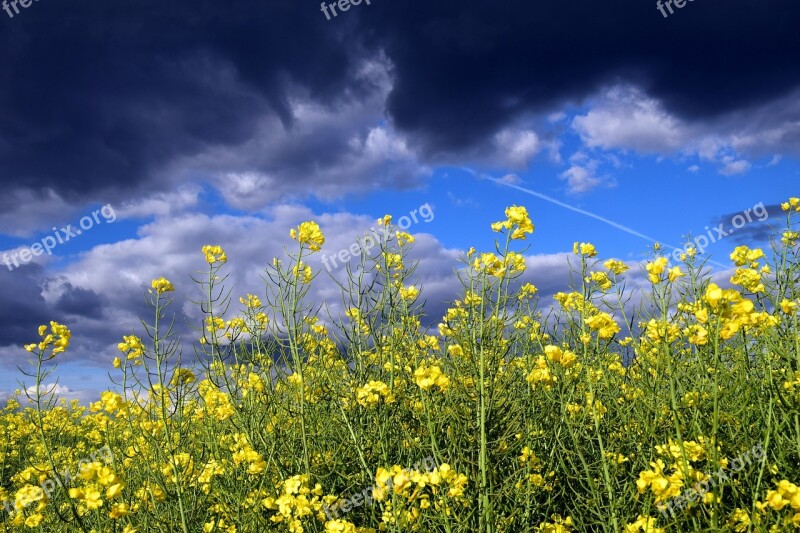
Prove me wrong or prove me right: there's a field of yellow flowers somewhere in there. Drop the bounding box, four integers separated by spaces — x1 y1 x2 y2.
3 201 800 532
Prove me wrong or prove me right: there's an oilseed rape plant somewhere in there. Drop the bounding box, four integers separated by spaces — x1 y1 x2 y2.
2 200 800 532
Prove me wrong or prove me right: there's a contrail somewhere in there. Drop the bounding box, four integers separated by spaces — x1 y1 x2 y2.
466 169 729 270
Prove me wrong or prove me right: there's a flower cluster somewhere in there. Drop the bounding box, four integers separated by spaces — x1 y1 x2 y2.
290 221 325 252
6 199 800 532
24 321 71 356
492 205 535 240
202 244 228 264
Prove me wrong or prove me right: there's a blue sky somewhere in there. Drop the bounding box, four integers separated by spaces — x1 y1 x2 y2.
1 1 799 403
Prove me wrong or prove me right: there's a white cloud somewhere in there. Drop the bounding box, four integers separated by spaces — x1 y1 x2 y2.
572 86 690 154
34 206 454 364
9 382 101 404
560 165 602 194
559 152 608 194
719 158 751 176
214 172 276 211
117 185 202 219
493 128 541 168
571 84 800 176
26 382 73 396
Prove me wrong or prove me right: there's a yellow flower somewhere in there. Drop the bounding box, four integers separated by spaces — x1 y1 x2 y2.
544 345 577 368
473 252 509 277
201 245 227 264
585 312 620 339
667 266 684 282
685 324 708 346
151 277 174 294
414 364 450 392
764 489 789 511
492 205 535 240
604 259 629 275
170 368 196 387
24 514 43 528
325 520 360 533
239 294 262 308
399 285 420 300
526 356 557 389
205 316 225 334
474 252 500 273
290 221 325 252
645 257 668 283
448 344 465 357
29 321 72 356
730 267 765 293
71 486 104 510
587 271 612 290
781 299 798 315
109 502 130 519
537 515 574 532
605 452 629 464
14 485 44 509
704 283 725 309
118 335 145 359
292 261 313 283
519 283 538 299
728 508 751 532
506 205 535 240
624 515 664 533
99 391 125 414
356 380 394 407
463 291 482 306
730 246 764 266
396 231 415 246
505 251 527 273
574 242 598 257
680 246 697 261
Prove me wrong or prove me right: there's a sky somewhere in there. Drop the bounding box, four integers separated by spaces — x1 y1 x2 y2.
1 0 798 403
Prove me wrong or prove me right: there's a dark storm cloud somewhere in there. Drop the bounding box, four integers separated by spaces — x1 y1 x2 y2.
0 263 63 346
1 0 798 201
0 0 360 202
367 0 800 154
53 282 106 319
